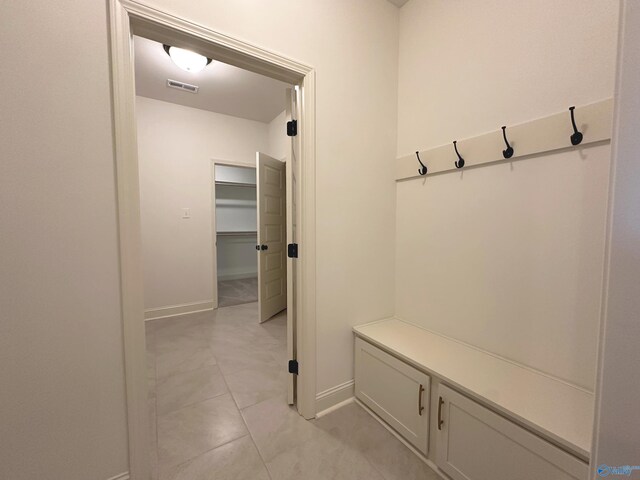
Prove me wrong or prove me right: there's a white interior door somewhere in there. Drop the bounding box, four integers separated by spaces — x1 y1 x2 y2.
257 152 287 323
285 88 301 405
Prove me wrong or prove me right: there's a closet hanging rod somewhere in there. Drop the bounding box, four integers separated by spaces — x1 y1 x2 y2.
396 98 613 182
216 231 258 236
215 181 256 188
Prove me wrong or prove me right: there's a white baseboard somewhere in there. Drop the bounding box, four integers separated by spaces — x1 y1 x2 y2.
315 380 355 416
106 473 129 480
354 399 449 480
316 397 354 418
144 300 214 321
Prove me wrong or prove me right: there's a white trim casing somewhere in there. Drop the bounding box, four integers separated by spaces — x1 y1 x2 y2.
109 2 318 477
109 2 150 479
210 160 218 309
315 380 355 416
591 0 640 472
144 300 214 321
298 69 317 420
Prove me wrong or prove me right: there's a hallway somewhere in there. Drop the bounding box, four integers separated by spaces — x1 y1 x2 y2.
146 303 438 480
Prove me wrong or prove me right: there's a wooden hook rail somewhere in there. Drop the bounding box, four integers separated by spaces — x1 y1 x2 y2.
396 98 614 182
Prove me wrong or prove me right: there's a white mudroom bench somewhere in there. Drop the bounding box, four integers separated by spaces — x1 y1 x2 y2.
353 318 593 480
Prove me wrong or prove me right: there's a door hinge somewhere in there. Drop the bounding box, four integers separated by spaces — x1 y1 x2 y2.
287 119 297 137
287 243 298 258
288 359 299 375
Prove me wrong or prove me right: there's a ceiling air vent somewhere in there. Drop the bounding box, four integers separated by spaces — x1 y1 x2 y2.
167 79 199 94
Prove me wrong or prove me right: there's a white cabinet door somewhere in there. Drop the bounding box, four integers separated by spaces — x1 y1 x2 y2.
435 385 588 480
355 338 430 454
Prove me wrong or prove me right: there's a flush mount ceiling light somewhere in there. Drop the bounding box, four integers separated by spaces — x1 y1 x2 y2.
163 45 212 73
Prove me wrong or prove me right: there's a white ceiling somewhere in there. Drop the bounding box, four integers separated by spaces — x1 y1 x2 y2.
386 0 409 7
134 36 291 123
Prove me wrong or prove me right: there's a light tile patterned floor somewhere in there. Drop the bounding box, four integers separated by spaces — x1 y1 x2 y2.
217 277 258 307
146 302 439 480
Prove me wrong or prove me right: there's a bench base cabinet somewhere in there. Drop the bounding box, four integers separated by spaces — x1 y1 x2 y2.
435 385 588 480
355 338 430 454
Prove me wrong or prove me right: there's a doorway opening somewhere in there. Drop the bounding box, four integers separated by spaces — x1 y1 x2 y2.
108 3 317 478
134 33 297 475
213 155 289 323
214 163 259 308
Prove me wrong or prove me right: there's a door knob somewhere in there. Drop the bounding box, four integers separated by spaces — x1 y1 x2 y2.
260 244 268 251
255 245 260 251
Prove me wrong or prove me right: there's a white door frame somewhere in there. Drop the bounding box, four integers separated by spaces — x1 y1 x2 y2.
211 159 257 310
109 2 317 478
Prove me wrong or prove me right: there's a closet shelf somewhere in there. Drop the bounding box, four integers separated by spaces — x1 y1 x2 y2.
216 231 257 236
215 181 256 188
215 199 256 207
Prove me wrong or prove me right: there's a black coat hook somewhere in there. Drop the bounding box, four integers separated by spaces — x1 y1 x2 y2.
501 126 514 159
453 141 465 168
569 106 583 145
416 151 427 175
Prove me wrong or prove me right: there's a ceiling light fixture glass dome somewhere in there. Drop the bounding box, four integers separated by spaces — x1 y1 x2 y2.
163 45 212 73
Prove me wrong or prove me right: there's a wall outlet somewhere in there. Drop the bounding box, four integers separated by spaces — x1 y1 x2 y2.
182 208 190 219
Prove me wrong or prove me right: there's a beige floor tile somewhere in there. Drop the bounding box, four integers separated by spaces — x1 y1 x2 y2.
242 396 324 462
155 330 208 356
213 342 282 376
314 402 440 480
156 365 228 415
149 399 159 480
148 376 157 401
157 394 248 469
207 324 254 349
158 435 269 480
146 325 157 353
147 303 439 480
224 363 288 410
154 315 208 344
156 344 217 380
244 397 384 480
217 277 258 308
147 350 157 400
265 439 385 480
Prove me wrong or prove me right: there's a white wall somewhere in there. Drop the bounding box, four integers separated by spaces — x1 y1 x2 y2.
592 0 640 471
0 1 129 479
267 110 289 161
2 0 634 476
137 96 270 310
395 0 619 389
137 0 399 394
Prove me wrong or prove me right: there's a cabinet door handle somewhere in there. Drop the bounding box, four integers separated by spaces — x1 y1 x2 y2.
418 384 425 416
438 396 444 430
